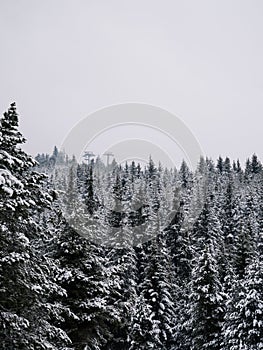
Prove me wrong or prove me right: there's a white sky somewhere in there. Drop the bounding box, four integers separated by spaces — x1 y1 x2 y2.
0 0 263 165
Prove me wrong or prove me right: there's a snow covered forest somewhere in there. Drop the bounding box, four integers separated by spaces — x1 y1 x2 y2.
0 103 262 350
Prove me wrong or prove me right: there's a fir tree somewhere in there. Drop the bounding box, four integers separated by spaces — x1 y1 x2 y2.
186 243 226 350
0 103 70 349
223 255 263 350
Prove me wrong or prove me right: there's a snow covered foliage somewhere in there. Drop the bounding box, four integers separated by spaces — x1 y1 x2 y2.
0 104 71 349
223 255 263 350
186 243 226 350
0 103 262 349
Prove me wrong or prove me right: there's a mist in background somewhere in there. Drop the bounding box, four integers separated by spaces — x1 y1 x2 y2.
0 0 263 165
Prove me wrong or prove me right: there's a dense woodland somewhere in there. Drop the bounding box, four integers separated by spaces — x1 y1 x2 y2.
0 103 262 350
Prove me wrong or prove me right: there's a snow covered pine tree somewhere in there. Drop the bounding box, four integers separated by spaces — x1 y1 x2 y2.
0 103 70 349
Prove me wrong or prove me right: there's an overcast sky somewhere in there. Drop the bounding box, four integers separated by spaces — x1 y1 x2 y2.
0 0 263 166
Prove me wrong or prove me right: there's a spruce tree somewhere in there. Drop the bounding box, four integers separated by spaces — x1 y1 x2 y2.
223 255 263 350
186 243 226 350
0 103 70 349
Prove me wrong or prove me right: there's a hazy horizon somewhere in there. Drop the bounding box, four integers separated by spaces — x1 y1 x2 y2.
1 1 263 166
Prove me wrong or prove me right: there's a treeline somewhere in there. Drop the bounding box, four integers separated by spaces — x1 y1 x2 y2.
0 104 262 350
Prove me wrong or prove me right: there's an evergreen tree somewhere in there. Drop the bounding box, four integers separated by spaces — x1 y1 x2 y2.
179 160 192 189
128 293 155 350
223 255 263 350
135 233 176 349
216 156 223 174
0 103 70 349
52 160 121 349
186 243 226 350
53 219 116 350
251 154 262 174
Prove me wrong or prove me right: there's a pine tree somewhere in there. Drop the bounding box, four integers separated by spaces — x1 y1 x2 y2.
223 255 263 350
216 156 223 174
0 103 70 349
134 233 176 349
179 160 192 189
128 293 155 350
186 243 226 350
104 166 139 349
251 154 262 174
53 219 116 350
52 159 121 349
234 196 256 278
